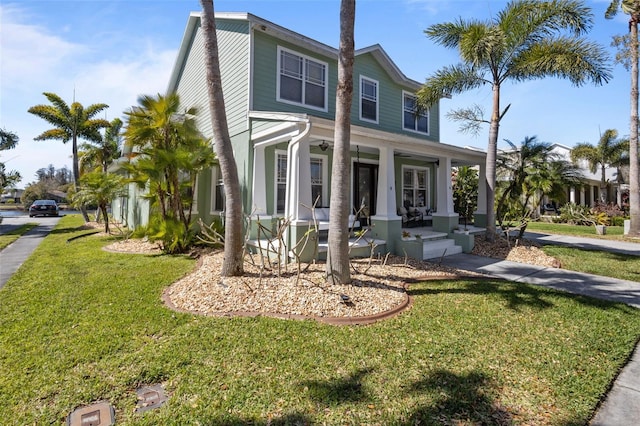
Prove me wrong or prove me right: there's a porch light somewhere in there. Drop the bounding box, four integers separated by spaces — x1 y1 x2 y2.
319 140 329 151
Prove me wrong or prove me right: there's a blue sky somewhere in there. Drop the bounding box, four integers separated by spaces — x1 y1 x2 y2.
0 0 632 186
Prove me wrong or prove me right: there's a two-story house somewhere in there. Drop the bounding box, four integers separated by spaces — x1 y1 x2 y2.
112 11 487 261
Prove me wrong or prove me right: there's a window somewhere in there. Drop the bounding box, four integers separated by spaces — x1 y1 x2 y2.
310 157 324 207
403 92 429 134
402 166 428 208
276 153 288 214
278 47 328 111
210 165 224 212
275 152 326 214
360 76 378 123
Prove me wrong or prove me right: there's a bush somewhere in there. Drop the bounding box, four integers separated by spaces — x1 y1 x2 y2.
558 203 592 225
610 216 628 227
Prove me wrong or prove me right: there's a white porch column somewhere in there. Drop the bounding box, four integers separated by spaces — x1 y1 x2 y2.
436 156 454 214
375 146 396 217
580 188 586 206
285 137 312 221
251 145 267 215
570 186 576 204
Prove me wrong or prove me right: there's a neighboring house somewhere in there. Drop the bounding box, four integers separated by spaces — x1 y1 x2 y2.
0 188 23 203
548 144 622 208
113 11 486 260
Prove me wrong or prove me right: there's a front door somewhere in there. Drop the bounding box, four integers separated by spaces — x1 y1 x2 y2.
354 162 378 225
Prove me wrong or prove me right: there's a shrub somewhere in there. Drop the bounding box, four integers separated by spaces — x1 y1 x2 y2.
558 203 591 225
610 216 627 227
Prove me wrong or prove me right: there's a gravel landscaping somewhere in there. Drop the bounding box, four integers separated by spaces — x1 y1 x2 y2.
101 227 558 322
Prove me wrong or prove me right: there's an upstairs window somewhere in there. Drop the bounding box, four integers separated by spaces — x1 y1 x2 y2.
278 47 327 111
403 92 429 134
360 76 378 123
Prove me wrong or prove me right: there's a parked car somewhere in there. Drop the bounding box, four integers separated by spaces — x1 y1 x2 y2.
29 199 59 217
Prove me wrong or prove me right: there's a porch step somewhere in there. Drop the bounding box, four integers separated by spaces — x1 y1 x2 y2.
423 238 462 260
318 237 386 253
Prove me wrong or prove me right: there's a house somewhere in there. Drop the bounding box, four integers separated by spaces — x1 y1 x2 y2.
112 11 487 261
548 144 624 208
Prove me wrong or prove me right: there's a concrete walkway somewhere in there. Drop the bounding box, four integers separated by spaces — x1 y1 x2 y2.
437 234 640 426
0 216 61 288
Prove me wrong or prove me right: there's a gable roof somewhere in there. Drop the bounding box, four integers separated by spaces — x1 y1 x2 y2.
167 11 422 93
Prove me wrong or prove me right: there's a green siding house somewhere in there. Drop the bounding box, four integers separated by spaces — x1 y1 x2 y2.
113 11 487 260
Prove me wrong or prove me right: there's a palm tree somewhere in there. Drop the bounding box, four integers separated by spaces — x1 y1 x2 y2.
0 128 21 193
28 92 110 222
72 170 125 234
607 0 640 236
200 0 244 276
497 136 582 229
571 129 628 203
417 0 611 242
326 0 356 285
80 117 122 174
124 93 215 253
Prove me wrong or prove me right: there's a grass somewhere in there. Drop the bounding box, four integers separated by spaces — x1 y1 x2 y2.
2 215 640 424
0 223 38 250
541 246 640 282
526 221 626 239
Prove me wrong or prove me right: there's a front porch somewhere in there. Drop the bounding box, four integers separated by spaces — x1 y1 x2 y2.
246 113 487 263
246 222 486 263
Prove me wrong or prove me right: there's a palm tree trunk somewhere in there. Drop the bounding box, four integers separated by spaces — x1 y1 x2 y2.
72 134 91 222
630 17 640 236
326 0 355 285
485 83 501 242
200 0 244 276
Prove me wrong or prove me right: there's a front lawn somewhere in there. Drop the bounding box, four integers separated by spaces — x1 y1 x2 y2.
2 215 640 424
526 221 626 238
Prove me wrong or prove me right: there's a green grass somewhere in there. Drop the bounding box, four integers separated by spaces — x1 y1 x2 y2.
541 246 640 282
526 221 626 239
2 216 640 424
0 223 38 250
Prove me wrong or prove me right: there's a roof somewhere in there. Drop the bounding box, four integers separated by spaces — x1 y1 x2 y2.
167 11 422 94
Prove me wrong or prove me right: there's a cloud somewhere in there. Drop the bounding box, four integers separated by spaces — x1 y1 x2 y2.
0 4 86 91
0 3 177 185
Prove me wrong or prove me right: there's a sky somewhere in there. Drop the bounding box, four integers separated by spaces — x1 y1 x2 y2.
0 0 633 187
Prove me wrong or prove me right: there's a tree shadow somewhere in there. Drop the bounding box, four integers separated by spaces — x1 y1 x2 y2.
402 368 512 425
299 367 374 405
407 277 635 313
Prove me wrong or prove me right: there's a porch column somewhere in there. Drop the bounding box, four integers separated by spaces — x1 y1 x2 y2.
433 155 458 233
369 145 401 255
251 145 267 215
580 187 586 206
474 161 487 227
285 137 313 221
570 186 576 204
374 146 397 217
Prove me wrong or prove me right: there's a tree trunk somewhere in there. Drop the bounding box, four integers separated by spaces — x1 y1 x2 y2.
485 83 501 242
629 18 640 236
200 0 244 276
73 134 91 222
326 0 355 285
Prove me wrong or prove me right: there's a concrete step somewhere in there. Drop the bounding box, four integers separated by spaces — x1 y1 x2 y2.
423 238 463 260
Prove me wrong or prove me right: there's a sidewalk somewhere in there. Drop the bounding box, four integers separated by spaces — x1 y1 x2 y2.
437 234 640 425
0 217 60 288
